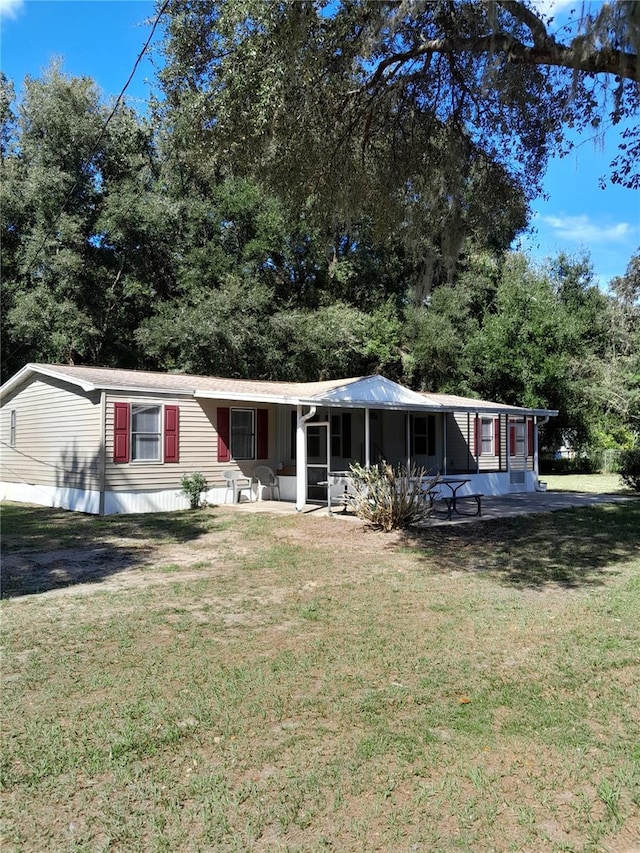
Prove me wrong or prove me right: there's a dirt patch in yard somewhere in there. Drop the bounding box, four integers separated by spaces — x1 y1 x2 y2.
0 509 398 599
3 501 638 599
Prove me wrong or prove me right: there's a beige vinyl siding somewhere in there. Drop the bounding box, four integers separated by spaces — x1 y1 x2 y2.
104 395 276 491
0 377 101 489
445 412 507 473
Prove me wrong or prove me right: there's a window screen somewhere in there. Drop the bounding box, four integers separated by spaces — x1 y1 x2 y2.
231 409 255 460
131 405 161 460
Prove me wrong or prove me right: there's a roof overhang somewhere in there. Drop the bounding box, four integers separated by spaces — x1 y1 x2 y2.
0 364 195 401
1 365 558 419
0 364 97 399
195 390 299 405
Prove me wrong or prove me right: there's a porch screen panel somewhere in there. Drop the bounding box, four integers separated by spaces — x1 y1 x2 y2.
217 407 231 462
427 415 436 456
342 413 352 459
256 409 269 459
290 410 297 460
481 418 493 455
331 415 341 457
331 413 352 459
412 416 428 455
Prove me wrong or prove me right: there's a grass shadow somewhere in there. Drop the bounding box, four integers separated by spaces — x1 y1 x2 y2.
400 502 640 589
0 503 225 598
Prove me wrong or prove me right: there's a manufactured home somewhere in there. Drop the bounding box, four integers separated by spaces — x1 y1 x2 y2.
0 364 557 514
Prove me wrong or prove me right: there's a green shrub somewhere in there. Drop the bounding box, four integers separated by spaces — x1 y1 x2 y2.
180 472 209 509
346 462 438 531
618 450 640 492
540 455 601 475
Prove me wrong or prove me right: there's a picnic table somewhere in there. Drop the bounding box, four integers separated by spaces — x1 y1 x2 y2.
427 477 483 520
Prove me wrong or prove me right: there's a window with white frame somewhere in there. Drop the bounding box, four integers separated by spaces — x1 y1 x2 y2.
231 408 255 459
9 409 16 446
131 404 161 460
480 418 493 455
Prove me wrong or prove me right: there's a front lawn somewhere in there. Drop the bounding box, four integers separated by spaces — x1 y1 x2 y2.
1 501 639 852
543 473 631 495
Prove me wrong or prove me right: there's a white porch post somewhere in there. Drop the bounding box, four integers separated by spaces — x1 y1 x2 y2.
296 405 316 511
476 411 480 474
364 408 371 468
533 416 550 479
442 413 448 476
406 412 411 469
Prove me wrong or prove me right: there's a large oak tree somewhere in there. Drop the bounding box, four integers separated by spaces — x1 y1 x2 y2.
158 0 639 286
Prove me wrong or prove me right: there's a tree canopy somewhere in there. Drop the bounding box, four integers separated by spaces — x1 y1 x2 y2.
1 29 639 454
158 0 640 277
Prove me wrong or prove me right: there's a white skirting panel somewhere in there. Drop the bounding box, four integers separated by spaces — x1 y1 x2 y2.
274 472 540 502
451 471 538 496
103 487 228 515
0 481 101 514
0 474 541 514
0 481 231 515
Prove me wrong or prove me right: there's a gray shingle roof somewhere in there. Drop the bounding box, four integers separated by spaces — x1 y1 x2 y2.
1 364 558 417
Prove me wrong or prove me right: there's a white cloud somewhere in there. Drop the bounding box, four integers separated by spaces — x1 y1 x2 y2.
0 0 24 20
540 214 635 244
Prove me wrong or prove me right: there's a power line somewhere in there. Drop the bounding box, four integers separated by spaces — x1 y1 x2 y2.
22 0 170 277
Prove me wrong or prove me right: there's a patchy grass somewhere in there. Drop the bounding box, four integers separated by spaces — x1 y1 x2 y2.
1 501 639 852
543 473 631 495
0 503 227 554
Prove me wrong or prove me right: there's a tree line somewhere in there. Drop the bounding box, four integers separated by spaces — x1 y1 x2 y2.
1 1 639 453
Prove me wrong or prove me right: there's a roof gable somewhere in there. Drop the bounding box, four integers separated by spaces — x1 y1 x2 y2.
304 375 430 409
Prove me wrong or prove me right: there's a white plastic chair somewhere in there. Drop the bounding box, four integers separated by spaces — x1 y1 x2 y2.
222 470 254 503
254 466 280 501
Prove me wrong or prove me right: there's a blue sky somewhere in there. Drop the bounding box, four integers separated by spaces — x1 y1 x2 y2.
1 0 638 288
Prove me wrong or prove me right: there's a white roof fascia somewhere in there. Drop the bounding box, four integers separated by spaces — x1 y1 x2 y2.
97 383 195 397
195 388 559 416
0 364 96 399
194 390 301 405
441 404 559 417
296 397 441 411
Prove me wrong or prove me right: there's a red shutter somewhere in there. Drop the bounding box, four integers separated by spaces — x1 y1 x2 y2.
494 418 500 456
527 419 534 457
164 405 179 463
113 402 130 464
474 416 480 456
509 423 516 457
257 408 269 459
217 407 230 462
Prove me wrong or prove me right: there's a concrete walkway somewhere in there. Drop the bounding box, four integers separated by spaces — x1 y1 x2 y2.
224 490 636 524
458 490 635 523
